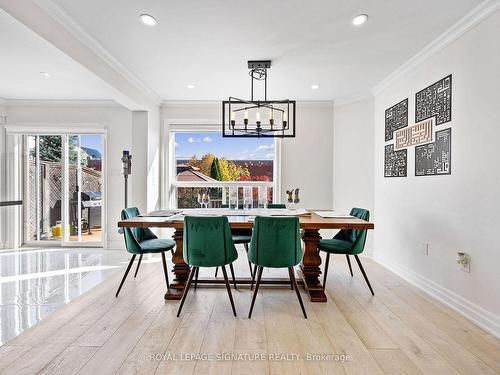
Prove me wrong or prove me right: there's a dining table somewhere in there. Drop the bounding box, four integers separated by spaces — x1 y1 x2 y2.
117 208 374 303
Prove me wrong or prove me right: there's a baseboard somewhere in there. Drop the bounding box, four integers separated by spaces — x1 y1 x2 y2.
372 255 500 339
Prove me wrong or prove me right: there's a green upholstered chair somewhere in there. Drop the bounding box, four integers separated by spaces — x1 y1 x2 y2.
116 207 175 297
247 216 307 319
177 216 239 317
318 207 373 295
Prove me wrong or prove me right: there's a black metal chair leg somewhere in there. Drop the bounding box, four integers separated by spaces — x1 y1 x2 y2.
115 254 136 297
354 255 374 296
177 266 197 317
346 254 353 277
250 264 258 290
221 266 237 317
244 243 253 277
229 263 237 290
134 254 143 278
248 266 263 318
161 252 170 289
289 267 307 319
214 267 219 277
323 253 330 290
194 267 199 290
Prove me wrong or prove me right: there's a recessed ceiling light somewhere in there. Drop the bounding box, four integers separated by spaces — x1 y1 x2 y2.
40 72 51 78
311 84 320 90
187 84 195 89
352 14 368 26
139 14 158 26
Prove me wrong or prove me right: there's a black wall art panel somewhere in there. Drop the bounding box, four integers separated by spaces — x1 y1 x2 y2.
415 128 451 176
415 75 452 125
385 98 408 141
384 144 407 177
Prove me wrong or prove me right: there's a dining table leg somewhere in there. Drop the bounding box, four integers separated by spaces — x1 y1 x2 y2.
164 228 190 300
299 228 327 302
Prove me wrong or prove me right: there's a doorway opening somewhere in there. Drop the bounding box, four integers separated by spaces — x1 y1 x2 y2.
24 134 105 246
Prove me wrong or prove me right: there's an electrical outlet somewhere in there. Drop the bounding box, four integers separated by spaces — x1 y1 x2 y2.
457 252 470 273
421 242 429 255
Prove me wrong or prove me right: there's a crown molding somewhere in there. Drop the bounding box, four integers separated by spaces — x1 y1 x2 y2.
371 0 500 95
162 100 220 107
162 100 335 108
4 99 122 108
34 0 163 106
333 92 373 107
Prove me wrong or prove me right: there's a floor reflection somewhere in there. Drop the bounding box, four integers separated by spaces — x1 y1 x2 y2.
0 247 127 344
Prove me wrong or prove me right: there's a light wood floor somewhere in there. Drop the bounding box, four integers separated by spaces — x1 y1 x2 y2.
0 252 499 375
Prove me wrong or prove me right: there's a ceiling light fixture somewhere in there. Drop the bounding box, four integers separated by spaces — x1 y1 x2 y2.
187 84 195 89
311 84 320 90
139 14 158 26
352 14 368 26
222 60 296 138
40 72 51 78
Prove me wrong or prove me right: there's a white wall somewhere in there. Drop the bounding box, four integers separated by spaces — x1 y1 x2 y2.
333 98 374 253
2 103 139 249
161 101 335 210
372 11 500 335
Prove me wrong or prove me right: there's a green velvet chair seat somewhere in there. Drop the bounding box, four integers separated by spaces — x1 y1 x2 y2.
318 207 374 296
116 207 174 298
178 216 238 317
140 238 175 252
318 238 353 253
247 216 307 319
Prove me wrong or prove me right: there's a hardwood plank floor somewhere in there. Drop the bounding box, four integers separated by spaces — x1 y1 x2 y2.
0 251 498 375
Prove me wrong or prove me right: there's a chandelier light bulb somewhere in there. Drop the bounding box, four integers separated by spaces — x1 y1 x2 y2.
256 112 261 122
244 110 248 119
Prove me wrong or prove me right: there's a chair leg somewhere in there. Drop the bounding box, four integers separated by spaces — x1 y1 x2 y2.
289 267 307 319
194 267 199 290
115 254 136 297
250 264 258 290
161 252 170 289
134 254 143 278
248 266 263 319
322 253 330 290
244 243 253 277
221 266 237 317
214 267 219 277
177 266 197 317
354 255 374 296
229 263 237 290
346 254 353 277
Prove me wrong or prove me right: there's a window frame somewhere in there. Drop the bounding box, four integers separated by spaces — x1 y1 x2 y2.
162 119 282 209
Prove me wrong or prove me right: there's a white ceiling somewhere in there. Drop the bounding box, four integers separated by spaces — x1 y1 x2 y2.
0 9 115 100
1 1 485 101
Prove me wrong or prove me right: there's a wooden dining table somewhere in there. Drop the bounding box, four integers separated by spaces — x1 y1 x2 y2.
117 210 374 303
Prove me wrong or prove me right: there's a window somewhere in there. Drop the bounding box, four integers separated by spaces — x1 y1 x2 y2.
169 130 278 208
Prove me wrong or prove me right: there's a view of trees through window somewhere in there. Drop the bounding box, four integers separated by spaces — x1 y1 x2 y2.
174 132 274 208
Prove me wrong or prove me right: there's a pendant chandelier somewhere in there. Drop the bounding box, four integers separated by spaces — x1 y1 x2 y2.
222 60 296 138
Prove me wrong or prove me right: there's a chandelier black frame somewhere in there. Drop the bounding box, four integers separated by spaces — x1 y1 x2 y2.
222 60 296 138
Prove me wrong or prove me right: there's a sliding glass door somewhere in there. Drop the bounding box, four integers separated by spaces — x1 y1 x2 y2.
64 134 103 245
24 134 104 247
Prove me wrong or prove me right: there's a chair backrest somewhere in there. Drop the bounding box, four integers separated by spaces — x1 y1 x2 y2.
267 203 286 209
121 207 143 254
183 216 238 267
334 207 370 254
248 216 302 268
121 207 159 254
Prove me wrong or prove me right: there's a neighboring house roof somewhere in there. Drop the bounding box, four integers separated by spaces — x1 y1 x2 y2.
81 147 101 159
176 164 217 181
